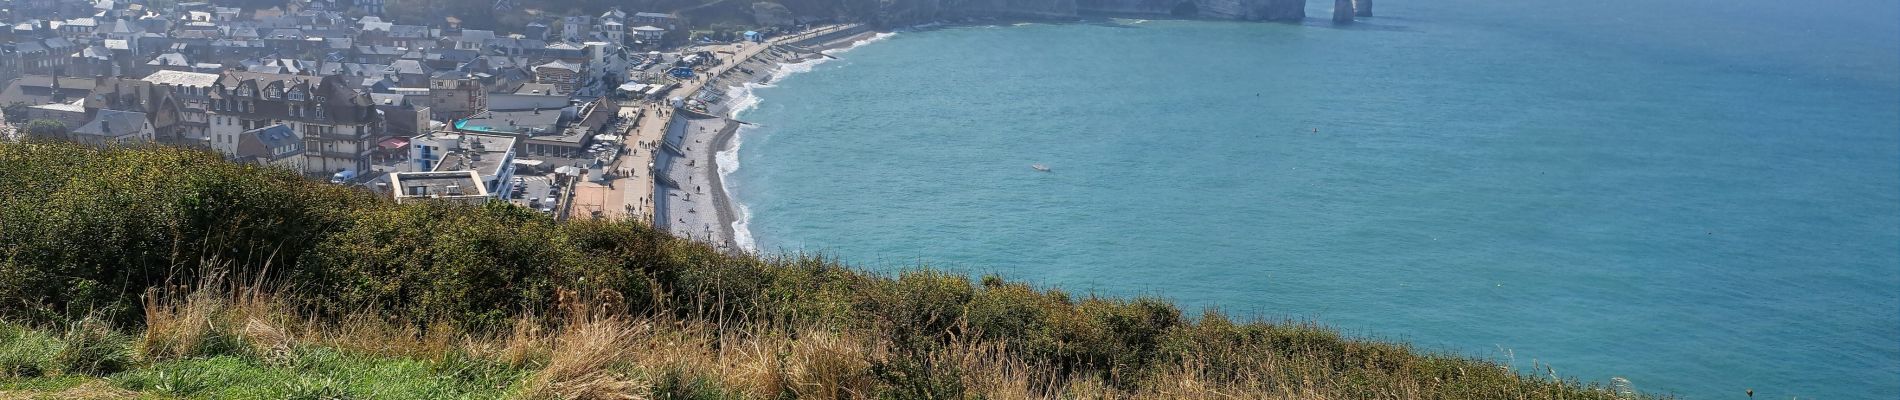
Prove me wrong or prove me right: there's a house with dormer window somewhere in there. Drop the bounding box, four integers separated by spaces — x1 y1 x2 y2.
206 72 384 175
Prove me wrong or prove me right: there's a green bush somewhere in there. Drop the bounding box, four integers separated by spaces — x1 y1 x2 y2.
0 143 627 331
0 143 364 326
20 120 66 139
307 201 576 330
870 358 965 400
855 270 973 351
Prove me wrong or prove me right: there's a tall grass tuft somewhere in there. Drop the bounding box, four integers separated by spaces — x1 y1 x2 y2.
783 329 875 398
53 316 131 376
522 307 652 400
0 321 63 377
135 269 291 362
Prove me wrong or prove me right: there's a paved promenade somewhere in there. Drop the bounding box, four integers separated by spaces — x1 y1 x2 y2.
579 25 859 225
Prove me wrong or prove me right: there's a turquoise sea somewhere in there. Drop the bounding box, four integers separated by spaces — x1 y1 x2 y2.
724 0 1900 397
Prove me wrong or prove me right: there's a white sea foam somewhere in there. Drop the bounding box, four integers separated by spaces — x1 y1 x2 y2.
828 32 895 55
723 82 768 119
722 32 894 119
717 125 756 252
718 31 897 253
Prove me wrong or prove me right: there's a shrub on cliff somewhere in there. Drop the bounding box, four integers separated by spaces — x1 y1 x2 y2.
0 143 1647 398
307 201 586 329
19 120 67 140
0 143 364 324
0 143 632 330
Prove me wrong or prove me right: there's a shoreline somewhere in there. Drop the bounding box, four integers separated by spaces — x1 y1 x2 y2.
656 25 888 251
669 20 1158 250
704 119 742 251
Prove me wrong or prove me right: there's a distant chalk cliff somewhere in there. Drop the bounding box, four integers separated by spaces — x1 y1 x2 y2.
871 0 1306 25
1080 0 1306 21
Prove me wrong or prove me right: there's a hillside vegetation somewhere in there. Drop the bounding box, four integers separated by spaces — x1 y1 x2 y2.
0 142 1648 398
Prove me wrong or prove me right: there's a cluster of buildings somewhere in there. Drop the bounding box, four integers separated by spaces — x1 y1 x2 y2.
0 0 694 205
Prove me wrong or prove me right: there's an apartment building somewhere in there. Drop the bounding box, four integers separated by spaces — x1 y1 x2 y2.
206 72 384 176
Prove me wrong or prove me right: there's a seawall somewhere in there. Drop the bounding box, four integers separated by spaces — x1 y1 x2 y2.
650 26 870 250
784 25 877 48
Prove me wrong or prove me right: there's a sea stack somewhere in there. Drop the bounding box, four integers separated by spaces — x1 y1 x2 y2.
1355 0 1372 17
1333 0 1355 23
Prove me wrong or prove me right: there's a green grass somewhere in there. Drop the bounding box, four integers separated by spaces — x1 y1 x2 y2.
0 375 91 392
111 352 519 399
0 322 62 378
0 322 525 399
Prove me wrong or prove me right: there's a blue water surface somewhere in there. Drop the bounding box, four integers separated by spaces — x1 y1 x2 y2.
727 0 1900 397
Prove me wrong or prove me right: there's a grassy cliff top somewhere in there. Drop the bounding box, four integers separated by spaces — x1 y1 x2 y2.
0 142 1650 398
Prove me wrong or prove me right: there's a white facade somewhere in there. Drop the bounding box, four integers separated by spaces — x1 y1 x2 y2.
208 114 243 155
409 131 518 200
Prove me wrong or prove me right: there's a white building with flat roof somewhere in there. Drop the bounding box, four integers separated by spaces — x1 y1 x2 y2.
390 170 489 205
409 131 519 199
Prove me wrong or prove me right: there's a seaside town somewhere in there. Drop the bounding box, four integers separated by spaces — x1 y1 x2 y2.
0 0 875 251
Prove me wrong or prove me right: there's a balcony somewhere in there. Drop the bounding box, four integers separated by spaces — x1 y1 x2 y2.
308 131 366 141
312 149 367 160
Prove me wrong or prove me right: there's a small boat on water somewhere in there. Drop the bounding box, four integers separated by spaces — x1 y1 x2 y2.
1031 164 1051 172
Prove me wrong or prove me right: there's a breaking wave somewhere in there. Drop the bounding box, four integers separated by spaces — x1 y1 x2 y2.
719 31 897 253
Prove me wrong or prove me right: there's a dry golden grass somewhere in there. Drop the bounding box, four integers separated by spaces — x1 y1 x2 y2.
136 281 285 362
240 317 292 365
136 286 225 361
113 281 1631 400
521 314 651 400
492 313 554 369
943 336 1045 399
0 380 138 400
782 330 875 398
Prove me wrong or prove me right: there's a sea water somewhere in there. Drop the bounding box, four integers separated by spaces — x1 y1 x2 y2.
723 0 1900 397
